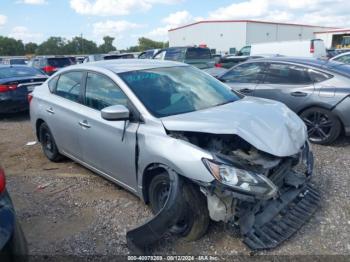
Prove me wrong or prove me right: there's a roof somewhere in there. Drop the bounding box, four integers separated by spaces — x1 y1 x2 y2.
70 59 187 73
314 28 350 34
169 19 337 32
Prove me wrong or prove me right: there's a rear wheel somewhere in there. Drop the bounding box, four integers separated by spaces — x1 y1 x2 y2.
148 172 209 241
39 122 62 162
300 107 341 145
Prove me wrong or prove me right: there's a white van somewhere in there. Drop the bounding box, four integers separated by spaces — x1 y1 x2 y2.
238 39 327 58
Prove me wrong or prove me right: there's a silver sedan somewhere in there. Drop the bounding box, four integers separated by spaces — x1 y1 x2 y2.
29 60 319 251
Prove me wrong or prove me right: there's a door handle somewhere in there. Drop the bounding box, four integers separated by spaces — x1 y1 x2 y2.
46 107 54 114
290 91 307 97
239 88 253 93
78 120 91 128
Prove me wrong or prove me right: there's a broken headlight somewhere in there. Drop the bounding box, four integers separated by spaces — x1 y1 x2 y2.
203 159 277 199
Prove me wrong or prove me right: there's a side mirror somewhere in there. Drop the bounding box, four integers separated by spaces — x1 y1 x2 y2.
101 105 129 121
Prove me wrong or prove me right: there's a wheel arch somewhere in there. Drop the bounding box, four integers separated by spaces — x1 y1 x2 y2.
298 104 345 134
35 118 45 142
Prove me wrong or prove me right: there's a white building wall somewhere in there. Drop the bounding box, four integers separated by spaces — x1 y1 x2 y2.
169 22 247 54
246 23 328 44
169 21 331 54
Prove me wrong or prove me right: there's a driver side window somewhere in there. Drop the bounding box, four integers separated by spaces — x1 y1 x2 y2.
221 63 265 83
85 72 128 111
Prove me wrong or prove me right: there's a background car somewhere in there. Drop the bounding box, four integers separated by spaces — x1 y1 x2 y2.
2 58 28 65
28 56 76 75
236 39 327 58
0 65 47 114
138 49 160 59
153 46 215 69
0 165 28 261
217 57 350 144
330 51 350 64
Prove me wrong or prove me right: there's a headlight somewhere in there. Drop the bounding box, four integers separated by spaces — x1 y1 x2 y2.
203 159 277 199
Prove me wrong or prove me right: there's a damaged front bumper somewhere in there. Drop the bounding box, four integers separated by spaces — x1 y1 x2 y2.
127 143 319 253
206 143 320 250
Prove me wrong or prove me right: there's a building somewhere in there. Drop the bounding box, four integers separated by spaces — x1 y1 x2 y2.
168 20 335 54
314 28 350 49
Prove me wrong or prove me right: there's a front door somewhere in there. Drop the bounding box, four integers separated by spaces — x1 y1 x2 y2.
78 72 138 191
220 62 266 96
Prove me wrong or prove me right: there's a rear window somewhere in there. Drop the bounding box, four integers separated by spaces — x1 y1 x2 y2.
0 67 43 79
47 58 74 68
10 59 27 65
164 49 185 61
324 62 350 77
186 48 211 59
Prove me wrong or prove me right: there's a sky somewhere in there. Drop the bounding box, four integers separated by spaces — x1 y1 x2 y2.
0 0 349 49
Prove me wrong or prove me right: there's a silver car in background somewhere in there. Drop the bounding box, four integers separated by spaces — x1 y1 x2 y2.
29 60 320 252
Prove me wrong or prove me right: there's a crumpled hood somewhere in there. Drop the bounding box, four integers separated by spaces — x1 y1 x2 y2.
161 97 307 157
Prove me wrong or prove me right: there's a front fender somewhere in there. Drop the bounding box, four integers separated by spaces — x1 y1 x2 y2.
136 124 215 196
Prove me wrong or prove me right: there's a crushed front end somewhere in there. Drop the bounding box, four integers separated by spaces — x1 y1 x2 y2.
203 140 319 250
170 131 320 250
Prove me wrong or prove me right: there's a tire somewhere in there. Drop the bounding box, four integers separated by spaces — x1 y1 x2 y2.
300 107 341 145
148 172 209 241
39 122 62 162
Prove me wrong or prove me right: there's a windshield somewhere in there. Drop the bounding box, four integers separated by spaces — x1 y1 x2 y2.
0 66 44 79
119 66 240 117
48 58 74 67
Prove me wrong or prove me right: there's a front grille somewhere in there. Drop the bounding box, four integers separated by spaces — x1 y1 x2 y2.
268 159 293 188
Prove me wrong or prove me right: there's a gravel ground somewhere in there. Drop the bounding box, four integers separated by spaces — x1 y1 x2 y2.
0 112 349 258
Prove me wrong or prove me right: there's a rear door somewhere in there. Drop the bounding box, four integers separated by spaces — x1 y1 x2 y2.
79 71 138 191
44 71 85 159
220 62 266 96
255 62 315 112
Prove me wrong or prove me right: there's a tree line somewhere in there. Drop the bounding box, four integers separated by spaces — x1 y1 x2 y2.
0 35 168 56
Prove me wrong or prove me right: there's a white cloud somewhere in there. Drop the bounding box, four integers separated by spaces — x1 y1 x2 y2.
207 0 350 27
93 20 144 38
209 0 269 20
147 10 199 40
21 0 47 4
0 15 7 26
8 26 43 43
70 0 183 16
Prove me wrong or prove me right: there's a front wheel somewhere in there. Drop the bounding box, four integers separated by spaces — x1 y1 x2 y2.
39 122 62 162
300 107 341 145
148 172 209 241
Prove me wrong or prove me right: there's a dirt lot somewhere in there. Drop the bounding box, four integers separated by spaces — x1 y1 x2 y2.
0 112 350 258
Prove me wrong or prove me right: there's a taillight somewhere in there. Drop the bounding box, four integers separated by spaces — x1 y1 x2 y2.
28 93 33 104
310 41 315 53
0 168 5 194
215 63 223 68
0 84 18 93
42 66 57 73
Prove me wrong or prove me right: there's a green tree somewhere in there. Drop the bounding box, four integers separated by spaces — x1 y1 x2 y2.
36 37 67 55
0 36 25 56
24 42 38 54
98 36 116 53
138 37 168 51
64 36 98 55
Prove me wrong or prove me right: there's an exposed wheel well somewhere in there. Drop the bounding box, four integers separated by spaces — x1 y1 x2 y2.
35 119 45 141
142 164 169 204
